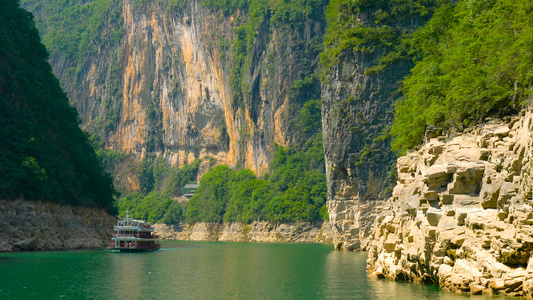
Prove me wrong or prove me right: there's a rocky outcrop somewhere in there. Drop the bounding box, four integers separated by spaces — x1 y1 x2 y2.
0 199 116 252
153 221 333 243
367 108 533 297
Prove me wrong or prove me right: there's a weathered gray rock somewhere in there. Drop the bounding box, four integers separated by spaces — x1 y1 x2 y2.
320 7 425 249
0 199 116 252
367 108 533 298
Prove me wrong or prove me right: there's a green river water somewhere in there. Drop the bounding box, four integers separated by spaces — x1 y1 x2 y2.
0 241 508 299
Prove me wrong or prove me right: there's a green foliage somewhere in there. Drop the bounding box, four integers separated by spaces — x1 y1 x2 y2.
21 0 123 64
168 0 189 9
265 145 327 222
321 0 442 76
0 0 116 212
117 192 185 224
186 96 326 224
137 156 201 197
145 102 164 152
186 165 234 223
391 0 533 154
116 158 201 224
186 146 327 224
22 0 124 138
319 204 329 221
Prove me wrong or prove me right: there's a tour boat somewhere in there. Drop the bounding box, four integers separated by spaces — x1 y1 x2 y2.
106 212 161 252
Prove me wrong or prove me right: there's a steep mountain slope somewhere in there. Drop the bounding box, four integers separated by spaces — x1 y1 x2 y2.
0 0 115 212
0 0 116 251
367 0 533 297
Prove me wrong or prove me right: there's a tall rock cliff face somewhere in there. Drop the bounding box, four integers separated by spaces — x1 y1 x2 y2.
321 48 410 251
26 0 325 178
319 0 440 251
367 108 533 297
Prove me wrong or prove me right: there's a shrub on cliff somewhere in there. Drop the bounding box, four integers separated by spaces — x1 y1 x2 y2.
321 0 442 77
391 0 533 154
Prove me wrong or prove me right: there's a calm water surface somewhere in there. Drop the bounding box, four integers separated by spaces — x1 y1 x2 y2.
0 241 509 299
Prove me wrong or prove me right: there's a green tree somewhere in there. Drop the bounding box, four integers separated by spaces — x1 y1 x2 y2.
0 0 116 212
392 0 533 154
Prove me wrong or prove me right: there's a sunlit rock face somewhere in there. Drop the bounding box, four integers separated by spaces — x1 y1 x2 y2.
367 108 533 298
321 48 411 250
36 0 325 177
153 221 333 243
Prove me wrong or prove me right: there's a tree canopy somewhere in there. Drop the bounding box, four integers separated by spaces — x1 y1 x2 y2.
392 0 533 154
0 0 116 212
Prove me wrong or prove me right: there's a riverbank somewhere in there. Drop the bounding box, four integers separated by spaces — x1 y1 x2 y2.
0 199 116 252
153 221 334 243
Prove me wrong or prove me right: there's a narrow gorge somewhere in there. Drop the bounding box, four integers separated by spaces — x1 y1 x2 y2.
8 0 533 297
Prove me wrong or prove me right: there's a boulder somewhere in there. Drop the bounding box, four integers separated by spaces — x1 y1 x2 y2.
480 182 501 209
448 163 485 194
426 208 443 226
469 283 485 295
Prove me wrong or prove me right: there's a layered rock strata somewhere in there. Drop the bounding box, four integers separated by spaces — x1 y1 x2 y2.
367 108 533 297
153 221 333 243
0 199 116 252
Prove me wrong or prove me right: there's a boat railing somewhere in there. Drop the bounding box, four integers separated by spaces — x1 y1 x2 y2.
112 233 160 238
112 233 140 238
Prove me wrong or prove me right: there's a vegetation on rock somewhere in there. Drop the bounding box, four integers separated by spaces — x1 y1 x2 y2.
392 0 533 154
186 95 326 224
321 0 442 76
115 157 201 224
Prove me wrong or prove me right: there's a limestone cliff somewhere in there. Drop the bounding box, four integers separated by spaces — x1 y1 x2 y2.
25 0 325 178
367 108 533 297
321 47 411 251
0 199 116 252
318 0 440 251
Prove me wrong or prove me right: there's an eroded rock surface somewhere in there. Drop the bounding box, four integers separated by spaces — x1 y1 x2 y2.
367 109 533 297
0 199 116 252
153 221 333 243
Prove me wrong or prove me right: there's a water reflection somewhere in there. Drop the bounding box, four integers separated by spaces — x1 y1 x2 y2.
0 242 519 299
323 250 514 300
324 250 374 299
107 253 148 299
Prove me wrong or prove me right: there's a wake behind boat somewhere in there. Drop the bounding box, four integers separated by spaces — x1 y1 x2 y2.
106 212 161 253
